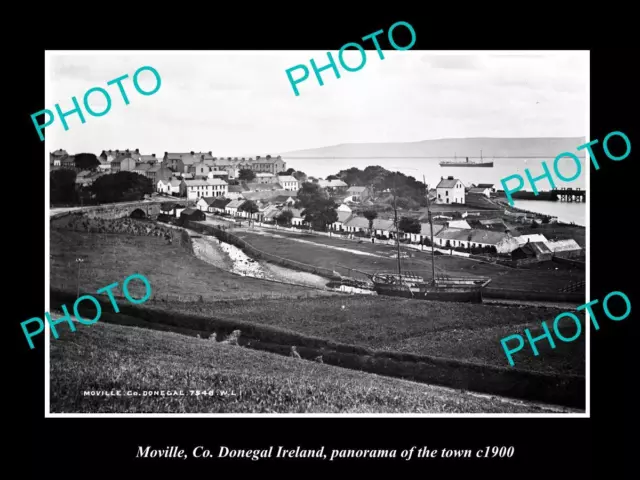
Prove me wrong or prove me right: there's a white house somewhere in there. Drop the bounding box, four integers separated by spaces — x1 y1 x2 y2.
469 187 491 197
255 173 277 184
180 178 229 200
331 211 353 231
407 223 446 243
337 203 352 213
344 216 369 233
346 186 370 203
196 196 217 212
434 228 519 253
157 178 181 195
436 177 465 204
225 199 246 216
372 218 395 238
287 208 306 226
515 234 549 246
278 175 299 191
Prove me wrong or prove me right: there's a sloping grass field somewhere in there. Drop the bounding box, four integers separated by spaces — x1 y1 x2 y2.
50 228 334 301
49 321 573 414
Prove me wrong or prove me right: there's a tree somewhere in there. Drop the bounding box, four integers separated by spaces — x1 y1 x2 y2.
297 182 337 230
283 168 296 176
74 153 101 171
238 169 256 182
276 210 293 226
398 216 421 234
363 210 378 233
50 169 77 204
292 170 307 182
91 171 153 203
326 174 339 181
239 200 260 226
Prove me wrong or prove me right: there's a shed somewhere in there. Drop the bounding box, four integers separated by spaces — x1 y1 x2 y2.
180 207 206 221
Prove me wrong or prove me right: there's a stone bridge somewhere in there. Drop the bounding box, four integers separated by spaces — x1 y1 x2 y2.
50 198 190 220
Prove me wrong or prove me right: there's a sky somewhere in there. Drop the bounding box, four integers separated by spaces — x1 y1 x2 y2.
45 51 588 157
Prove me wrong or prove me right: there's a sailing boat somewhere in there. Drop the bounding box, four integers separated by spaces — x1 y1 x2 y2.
365 177 492 303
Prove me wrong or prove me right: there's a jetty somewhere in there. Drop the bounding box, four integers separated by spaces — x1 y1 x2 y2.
552 188 586 202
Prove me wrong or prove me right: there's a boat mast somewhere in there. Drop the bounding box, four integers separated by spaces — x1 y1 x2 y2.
424 175 436 284
392 175 402 277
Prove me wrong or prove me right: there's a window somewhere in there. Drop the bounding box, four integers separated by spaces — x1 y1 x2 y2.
446 191 448 196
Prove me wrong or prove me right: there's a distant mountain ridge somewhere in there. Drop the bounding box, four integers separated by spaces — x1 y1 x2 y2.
280 137 587 159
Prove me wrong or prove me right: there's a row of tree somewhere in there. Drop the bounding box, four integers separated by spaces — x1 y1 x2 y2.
50 170 154 205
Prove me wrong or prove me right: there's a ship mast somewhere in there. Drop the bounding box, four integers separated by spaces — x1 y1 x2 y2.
392 174 402 276
424 175 436 285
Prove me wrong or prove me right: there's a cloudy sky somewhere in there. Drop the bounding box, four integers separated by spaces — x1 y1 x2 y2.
45 51 588 156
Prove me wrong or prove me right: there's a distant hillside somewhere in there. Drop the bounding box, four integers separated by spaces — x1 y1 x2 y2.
280 137 587 159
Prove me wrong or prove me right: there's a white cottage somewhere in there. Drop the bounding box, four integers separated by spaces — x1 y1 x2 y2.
436 177 465 204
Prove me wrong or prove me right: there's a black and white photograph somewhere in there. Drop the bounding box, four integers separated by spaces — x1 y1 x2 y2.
45 50 588 416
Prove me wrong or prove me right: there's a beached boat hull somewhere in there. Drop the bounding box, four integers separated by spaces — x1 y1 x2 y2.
372 283 484 303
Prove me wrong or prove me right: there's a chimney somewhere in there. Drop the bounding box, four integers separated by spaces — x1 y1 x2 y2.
440 176 443 180
116 149 120 153
135 148 139 154
152 153 156 157
208 151 212 155
190 151 194 155
448 176 454 180
164 151 168 156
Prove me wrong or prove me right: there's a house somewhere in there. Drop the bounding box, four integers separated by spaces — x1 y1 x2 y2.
225 185 245 200
208 170 230 181
255 173 277 184
97 159 111 173
132 163 151 176
346 186 371 203
157 179 171 194
469 187 491 197
447 219 471 229
196 196 217 212
111 157 136 173
61 156 76 170
407 223 446 243
209 198 231 214
476 183 496 193
241 190 297 203
277 175 299 191
331 211 353 231
166 178 182 195
435 228 519 253
225 199 246 216
436 177 465 204
243 155 287 174
50 150 67 167
371 218 395 238
286 208 306 226
337 203 352 213
544 239 583 259
139 154 158 164
511 242 553 264
180 207 206 221
160 202 186 217
180 178 228 200
261 204 282 223
189 162 210 177
146 165 172 183
515 234 548 246
318 179 348 191
344 216 369 233
271 195 295 206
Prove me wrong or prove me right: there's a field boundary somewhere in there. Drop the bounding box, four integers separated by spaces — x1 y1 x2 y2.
50 289 585 410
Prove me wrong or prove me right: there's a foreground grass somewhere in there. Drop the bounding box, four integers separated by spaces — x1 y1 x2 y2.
50 322 570 413
50 229 335 301
233 229 585 292
140 296 585 376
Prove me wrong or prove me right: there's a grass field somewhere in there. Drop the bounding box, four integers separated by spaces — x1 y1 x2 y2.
132 295 585 377
233 228 585 292
50 229 335 301
49 321 573 413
